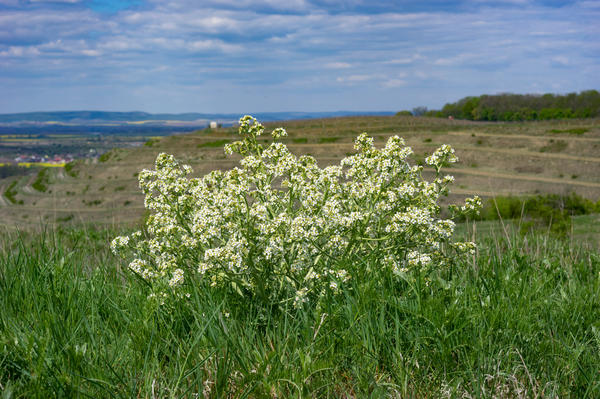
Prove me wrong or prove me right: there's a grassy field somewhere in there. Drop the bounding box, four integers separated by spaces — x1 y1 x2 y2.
0 115 599 229
1 115 599 397
0 226 598 397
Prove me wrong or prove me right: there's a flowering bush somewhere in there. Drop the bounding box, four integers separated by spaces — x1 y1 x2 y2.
112 116 481 307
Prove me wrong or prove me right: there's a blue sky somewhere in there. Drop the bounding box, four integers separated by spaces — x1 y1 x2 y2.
0 0 598 113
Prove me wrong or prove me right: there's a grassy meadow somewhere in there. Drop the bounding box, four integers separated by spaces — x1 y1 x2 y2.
1 116 600 397
0 225 599 397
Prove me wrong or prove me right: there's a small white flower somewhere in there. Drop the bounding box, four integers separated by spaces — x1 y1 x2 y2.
110 235 129 254
169 268 185 287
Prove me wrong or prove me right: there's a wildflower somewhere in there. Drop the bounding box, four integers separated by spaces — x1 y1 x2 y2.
169 268 185 287
462 196 482 213
271 127 288 138
112 115 478 306
110 236 129 254
407 251 432 267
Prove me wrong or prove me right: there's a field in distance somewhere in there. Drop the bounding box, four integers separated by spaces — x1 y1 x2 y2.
1 115 599 230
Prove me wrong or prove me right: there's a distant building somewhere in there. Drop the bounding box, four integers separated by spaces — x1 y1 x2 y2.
209 121 218 129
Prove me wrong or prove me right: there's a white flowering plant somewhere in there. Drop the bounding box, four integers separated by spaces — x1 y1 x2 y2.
111 115 481 308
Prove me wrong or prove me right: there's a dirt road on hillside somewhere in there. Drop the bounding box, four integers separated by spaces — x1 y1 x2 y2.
451 168 600 188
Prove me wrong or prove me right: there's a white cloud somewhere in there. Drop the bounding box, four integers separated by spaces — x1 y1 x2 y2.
324 62 351 69
467 0 531 5
81 49 100 56
433 53 477 66
188 39 242 53
98 37 142 51
551 56 570 66
574 1 600 8
0 0 598 112
336 74 374 83
0 45 40 57
382 79 406 88
384 54 423 65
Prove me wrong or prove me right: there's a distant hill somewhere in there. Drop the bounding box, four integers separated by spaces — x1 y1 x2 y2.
0 110 395 125
1 114 599 230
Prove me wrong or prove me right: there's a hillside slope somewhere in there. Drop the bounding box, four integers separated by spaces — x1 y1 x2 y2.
1 115 599 228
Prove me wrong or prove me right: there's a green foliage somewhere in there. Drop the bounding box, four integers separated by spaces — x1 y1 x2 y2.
32 168 50 192
318 136 339 143
395 110 413 116
56 214 74 223
1 228 599 396
3 180 23 205
64 161 80 178
144 138 159 147
549 127 589 135
98 151 112 162
412 106 428 116
434 90 600 121
466 192 600 237
82 199 102 206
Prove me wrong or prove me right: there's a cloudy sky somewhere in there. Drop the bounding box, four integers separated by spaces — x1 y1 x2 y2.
0 0 598 114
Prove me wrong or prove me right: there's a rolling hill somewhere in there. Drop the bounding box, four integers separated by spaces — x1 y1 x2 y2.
1 115 599 229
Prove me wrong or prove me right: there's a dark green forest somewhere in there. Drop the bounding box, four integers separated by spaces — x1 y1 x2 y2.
427 90 600 121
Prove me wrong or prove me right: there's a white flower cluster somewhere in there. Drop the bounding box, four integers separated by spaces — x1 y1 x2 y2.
111 115 481 306
425 144 458 173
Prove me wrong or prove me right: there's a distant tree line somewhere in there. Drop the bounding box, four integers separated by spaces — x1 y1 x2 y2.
421 90 600 121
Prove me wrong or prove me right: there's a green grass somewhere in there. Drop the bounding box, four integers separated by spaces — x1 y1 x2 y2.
549 127 589 135
0 226 599 397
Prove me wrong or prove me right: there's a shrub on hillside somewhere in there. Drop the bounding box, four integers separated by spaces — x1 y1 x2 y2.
112 116 481 309
64 160 80 177
3 180 23 205
465 192 599 237
31 168 49 192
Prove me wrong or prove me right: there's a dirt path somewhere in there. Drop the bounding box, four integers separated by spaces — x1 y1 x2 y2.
451 168 600 188
242 142 600 164
450 188 513 197
448 145 600 163
447 131 600 143
6 206 145 212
